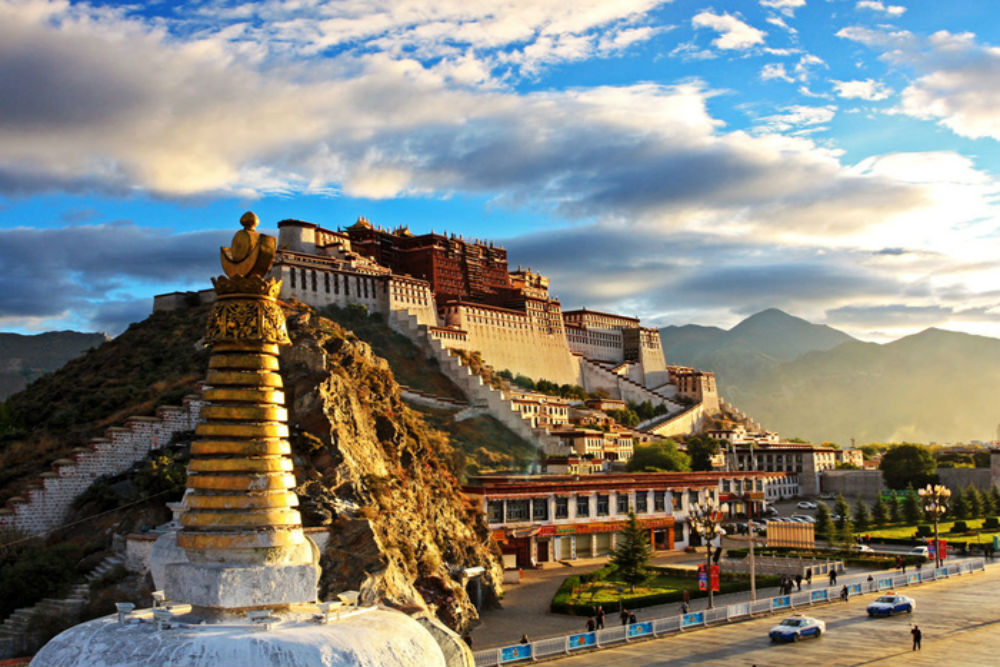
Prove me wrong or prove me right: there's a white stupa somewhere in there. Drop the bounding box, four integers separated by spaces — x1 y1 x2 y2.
31 214 463 667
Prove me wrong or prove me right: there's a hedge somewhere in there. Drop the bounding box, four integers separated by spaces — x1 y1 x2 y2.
549 565 780 615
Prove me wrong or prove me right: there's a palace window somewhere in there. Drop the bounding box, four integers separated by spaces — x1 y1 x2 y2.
688 490 699 506
300 269 307 288
635 492 648 514
596 494 609 516
324 273 330 293
311 271 317 291
672 491 684 511
290 268 296 288
532 498 549 521
486 500 503 524
555 497 569 519
506 499 530 522
653 491 666 512
576 495 590 518
616 493 629 514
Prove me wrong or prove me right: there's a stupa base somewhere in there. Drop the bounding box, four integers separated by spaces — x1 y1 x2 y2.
164 560 320 610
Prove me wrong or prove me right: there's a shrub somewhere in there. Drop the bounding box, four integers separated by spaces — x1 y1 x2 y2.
951 521 969 533
915 525 933 538
984 517 1000 529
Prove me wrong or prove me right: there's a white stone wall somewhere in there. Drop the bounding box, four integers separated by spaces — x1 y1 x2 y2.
565 327 624 364
0 396 203 536
579 357 684 412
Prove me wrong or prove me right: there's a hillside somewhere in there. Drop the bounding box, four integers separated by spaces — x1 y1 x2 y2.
0 331 109 399
676 320 1000 444
659 308 857 389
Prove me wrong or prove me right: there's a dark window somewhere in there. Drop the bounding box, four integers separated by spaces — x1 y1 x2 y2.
596 494 609 516
689 491 699 506
344 275 349 296
290 267 296 288
325 273 330 293
617 493 629 514
653 491 666 512
300 269 307 288
532 498 549 521
576 495 590 518
487 500 503 523
507 499 530 522
555 497 569 519
311 270 317 291
635 492 648 513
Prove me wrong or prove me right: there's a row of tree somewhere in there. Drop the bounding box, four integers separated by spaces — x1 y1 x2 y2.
814 483 1000 541
624 435 725 475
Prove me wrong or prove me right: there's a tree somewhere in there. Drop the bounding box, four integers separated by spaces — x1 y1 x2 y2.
686 435 722 471
879 444 937 490
607 409 640 428
871 496 888 527
888 494 902 523
833 494 850 533
610 512 651 592
964 485 984 519
992 485 1000 517
814 502 832 540
852 496 871 533
950 489 969 520
625 441 690 473
902 483 923 525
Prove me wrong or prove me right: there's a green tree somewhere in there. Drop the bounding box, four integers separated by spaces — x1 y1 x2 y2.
833 494 850 533
950 489 968 520
879 444 937 489
965 485 984 519
838 514 855 548
902 483 923 524
992 485 1000 517
852 496 871 533
625 441 690 473
814 502 832 540
686 435 722 471
888 494 902 523
607 409 640 428
871 496 888 527
984 485 999 517
610 512 651 592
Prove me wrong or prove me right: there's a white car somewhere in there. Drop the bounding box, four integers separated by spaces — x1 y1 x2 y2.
769 615 826 642
791 515 816 523
910 546 929 557
867 593 915 616
797 501 818 509
850 544 873 552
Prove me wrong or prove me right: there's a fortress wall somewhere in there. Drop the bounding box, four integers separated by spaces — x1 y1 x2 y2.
646 404 707 439
937 468 994 492
638 343 669 388
386 277 438 327
278 264 388 318
579 358 684 412
0 396 203 536
819 470 883 499
566 329 624 365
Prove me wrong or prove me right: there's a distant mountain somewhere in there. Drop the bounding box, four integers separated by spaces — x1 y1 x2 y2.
660 308 857 388
0 331 110 399
661 313 1000 444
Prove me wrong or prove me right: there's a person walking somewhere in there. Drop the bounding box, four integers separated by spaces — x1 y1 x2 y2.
911 625 922 650
586 618 595 632
795 573 803 591
829 568 837 585
595 606 605 630
520 634 530 644
805 567 812 586
867 574 875 592
840 585 849 602
629 612 637 625
681 600 690 615
620 608 629 626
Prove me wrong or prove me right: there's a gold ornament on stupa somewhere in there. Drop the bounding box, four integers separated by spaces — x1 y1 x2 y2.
179 211 304 557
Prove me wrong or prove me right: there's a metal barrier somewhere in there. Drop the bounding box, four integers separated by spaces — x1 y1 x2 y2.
472 558 987 666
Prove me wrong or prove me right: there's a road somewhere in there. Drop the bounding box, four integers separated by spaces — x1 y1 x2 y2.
536 564 1000 666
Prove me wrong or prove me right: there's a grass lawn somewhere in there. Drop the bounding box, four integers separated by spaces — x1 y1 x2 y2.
567 573 699 607
863 519 1000 544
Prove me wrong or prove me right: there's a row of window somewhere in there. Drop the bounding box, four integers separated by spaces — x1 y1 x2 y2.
486 490 710 524
288 267 380 300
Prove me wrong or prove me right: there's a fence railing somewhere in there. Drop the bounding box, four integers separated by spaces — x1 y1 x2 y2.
472 558 987 667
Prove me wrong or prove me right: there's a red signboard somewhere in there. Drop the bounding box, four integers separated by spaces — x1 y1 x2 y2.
710 565 720 592
927 539 948 560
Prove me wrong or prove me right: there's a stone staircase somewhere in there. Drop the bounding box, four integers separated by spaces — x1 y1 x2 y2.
0 554 124 659
577 356 685 412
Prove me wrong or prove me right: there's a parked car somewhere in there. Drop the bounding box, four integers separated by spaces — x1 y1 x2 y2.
850 544 873 552
819 493 835 500
867 593 915 616
765 506 780 516
910 546 929 557
797 501 818 510
791 515 816 523
769 615 826 642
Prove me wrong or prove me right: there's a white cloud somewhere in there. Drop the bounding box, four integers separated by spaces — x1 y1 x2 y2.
692 11 766 51
761 63 795 82
839 27 1000 140
831 78 892 100
757 105 836 132
759 0 806 18
794 53 827 81
766 16 797 35
855 1 906 16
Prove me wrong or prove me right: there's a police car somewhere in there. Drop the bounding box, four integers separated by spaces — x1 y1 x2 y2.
768 615 826 642
866 593 915 616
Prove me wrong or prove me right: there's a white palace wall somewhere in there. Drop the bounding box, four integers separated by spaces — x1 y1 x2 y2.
0 396 203 536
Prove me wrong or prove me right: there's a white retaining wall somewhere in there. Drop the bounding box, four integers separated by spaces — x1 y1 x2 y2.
0 395 203 536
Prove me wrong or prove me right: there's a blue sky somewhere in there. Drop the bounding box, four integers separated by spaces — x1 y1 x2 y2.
1 0 999 342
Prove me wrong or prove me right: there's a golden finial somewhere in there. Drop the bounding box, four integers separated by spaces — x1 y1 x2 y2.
220 211 276 278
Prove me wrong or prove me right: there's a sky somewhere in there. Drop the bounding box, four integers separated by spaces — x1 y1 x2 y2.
1 0 999 342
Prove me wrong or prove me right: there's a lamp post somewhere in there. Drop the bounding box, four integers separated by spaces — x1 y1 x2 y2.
918 484 951 568
744 492 757 601
689 497 723 609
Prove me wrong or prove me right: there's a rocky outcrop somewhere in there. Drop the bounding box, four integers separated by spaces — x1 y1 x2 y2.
279 306 503 632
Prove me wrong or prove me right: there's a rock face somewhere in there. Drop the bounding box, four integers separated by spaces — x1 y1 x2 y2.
279 306 503 632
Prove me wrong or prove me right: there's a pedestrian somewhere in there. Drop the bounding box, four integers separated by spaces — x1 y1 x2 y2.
896 555 903 571
867 574 874 592
520 634 530 644
795 573 802 591
620 608 629 626
805 568 812 586
586 618 595 632
911 624 922 650
681 600 689 615
595 605 605 629
840 585 849 602
829 569 837 585
629 612 637 625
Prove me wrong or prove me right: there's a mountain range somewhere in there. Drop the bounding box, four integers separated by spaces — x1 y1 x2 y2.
0 331 110 400
660 309 1000 445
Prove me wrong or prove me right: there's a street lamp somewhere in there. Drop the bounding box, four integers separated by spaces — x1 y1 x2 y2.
689 496 723 609
918 484 951 568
